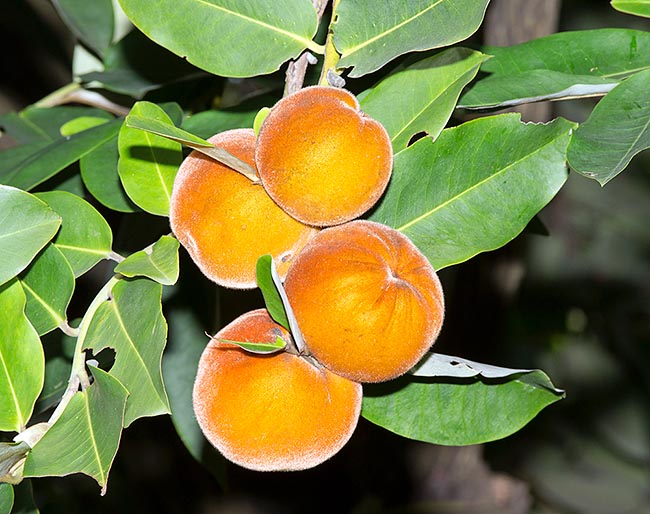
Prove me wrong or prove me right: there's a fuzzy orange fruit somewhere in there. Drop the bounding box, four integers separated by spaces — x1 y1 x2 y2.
169 129 317 288
255 86 393 227
284 220 444 383
192 309 363 471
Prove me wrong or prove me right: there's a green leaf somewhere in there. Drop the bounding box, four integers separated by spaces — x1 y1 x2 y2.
51 0 114 55
0 186 61 287
118 0 321 77
115 235 180 285
118 102 183 216
0 483 13 514
0 441 30 481
369 114 573 270
181 109 257 139
360 48 488 150
83 278 170 427
18 106 113 140
256 255 290 331
460 29 650 109
567 68 650 185
612 0 650 17
1 119 122 191
362 370 564 446
80 136 139 213
20 244 75 335
0 112 50 145
60 116 109 136
35 191 113 277
334 0 490 77
217 336 287 354
23 365 128 494
10 481 38 514
253 107 271 137
0 280 45 432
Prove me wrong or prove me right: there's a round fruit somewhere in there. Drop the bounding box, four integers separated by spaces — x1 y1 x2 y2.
284 220 444 383
255 86 393 227
169 129 316 288
192 309 362 471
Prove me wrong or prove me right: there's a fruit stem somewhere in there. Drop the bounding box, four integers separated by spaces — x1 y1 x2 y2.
318 0 343 86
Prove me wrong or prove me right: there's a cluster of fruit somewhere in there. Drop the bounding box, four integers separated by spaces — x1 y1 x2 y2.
169 86 445 471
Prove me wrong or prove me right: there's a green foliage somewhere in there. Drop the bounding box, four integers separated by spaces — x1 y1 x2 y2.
611 0 650 17
115 235 180 285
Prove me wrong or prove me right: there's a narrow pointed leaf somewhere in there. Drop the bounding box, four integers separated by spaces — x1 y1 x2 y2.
612 0 650 17
362 371 564 446
115 235 180 285
118 102 182 216
83 278 170 427
0 280 45 432
23 366 128 494
20 244 75 335
460 29 650 109
35 191 113 277
369 114 574 270
118 0 320 77
567 68 650 185
334 0 490 77
217 336 287 355
360 48 488 150
0 186 61 287
256 255 290 331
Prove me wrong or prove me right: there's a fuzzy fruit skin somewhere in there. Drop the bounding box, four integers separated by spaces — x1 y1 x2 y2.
255 86 393 227
192 309 362 472
284 220 444 383
169 129 316 289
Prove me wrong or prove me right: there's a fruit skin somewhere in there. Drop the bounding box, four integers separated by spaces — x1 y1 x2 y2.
284 220 444 383
255 86 393 227
192 309 362 472
169 128 316 289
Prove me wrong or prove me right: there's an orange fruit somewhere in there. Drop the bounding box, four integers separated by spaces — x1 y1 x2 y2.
169 129 316 288
284 220 444 383
192 309 363 471
255 86 393 227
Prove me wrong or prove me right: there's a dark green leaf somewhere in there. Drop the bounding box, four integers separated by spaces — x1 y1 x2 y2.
460 29 650 109
567 68 650 185
52 0 114 55
20 244 75 335
0 186 61 286
611 0 650 17
334 0 490 77
83 278 170 427
369 115 573 270
118 102 182 216
0 280 44 432
80 136 139 212
181 109 257 139
118 0 321 77
115 235 180 285
0 112 49 145
360 48 488 150
19 106 113 140
362 371 564 446
0 483 13 514
23 365 128 494
256 255 290 331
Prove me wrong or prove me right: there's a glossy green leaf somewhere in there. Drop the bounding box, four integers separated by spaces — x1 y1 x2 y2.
0 112 49 145
9 481 38 514
60 116 109 136
256 255 290 331
0 186 61 287
0 483 13 514
1 119 122 191
182 109 257 139
118 102 182 216
81 29 205 98
83 278 170 427
36 191 113 277
115 235 180 285
52 0 114 54
369 114 573 270
80 136 139 213
218 336 287 354
0 280 45 432
118 0 321 77
23 365 128 494
20 244 75 335
334 0 490 77
612 0 650 17
567 69 650 185
460 29 650 109
17 106 113 140
362 371 564 446
360 48 488 150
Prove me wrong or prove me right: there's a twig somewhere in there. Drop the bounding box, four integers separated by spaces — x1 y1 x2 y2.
318 0 343 86
36 83 131 117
